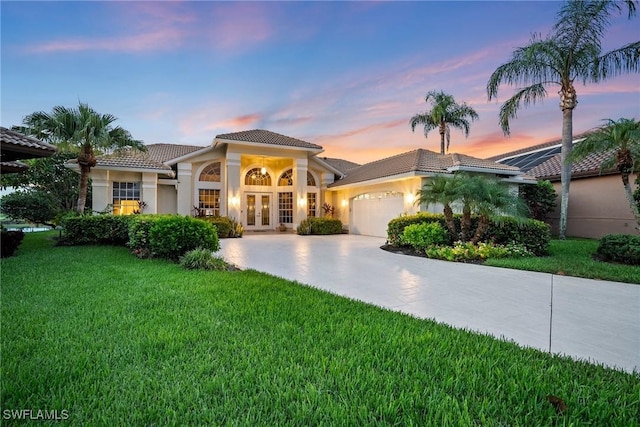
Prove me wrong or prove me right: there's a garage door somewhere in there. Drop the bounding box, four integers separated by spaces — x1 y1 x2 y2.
351 192 404 237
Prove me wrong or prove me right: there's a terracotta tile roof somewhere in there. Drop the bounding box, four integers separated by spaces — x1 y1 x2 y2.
329 149 520 187
216 129 322 150
93 143 202 172
320 157 361 174
1 161 28 173
528 150 616 180
1 126 56 161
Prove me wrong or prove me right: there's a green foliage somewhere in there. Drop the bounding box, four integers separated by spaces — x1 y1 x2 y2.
228 217 244 237
519 180 557 221
402 222 449 251
127 215 166 257
0 230 25 258
1 190 60 227
296 217 343 235
425 241 533 262
596 234 640 266
179 248 229 271
0 151 82 212
148 216 219 261
202 216 232 238
61 215 133 245
388 213 550 256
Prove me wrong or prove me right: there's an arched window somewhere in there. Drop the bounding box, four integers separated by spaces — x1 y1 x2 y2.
279 169 293 186
245 168 272 186
307 171 316 186
199 162 221 182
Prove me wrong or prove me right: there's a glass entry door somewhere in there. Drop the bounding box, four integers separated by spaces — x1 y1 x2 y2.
246 193 271 230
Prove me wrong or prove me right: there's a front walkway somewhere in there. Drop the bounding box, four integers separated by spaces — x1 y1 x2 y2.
220 234 640 374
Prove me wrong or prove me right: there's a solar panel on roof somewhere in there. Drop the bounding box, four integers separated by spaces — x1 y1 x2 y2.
498 146 561 172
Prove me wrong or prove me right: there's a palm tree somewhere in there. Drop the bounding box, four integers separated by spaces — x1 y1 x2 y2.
569 118 640 225
414 174 461 238
410 91 479 154
487 0 639 239
21 103 145 213
466 176 528 244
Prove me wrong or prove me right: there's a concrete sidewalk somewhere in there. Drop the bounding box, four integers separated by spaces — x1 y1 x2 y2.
220 234 640 374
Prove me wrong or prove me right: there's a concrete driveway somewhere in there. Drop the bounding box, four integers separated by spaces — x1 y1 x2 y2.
220 233 640 374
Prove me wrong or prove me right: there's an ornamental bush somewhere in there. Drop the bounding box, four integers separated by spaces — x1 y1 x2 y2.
596 234 640 266
148 216 219 261
297 217 343 235
1 230 25 258
62 215 133 245
387 213 550 256
202 216 233 238
402 222 449 251
180 247 228 270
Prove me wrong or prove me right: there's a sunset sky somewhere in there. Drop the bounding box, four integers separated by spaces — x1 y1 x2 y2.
2 1 639 164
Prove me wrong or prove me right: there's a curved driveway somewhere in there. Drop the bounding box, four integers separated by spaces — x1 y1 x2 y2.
220 233 639 374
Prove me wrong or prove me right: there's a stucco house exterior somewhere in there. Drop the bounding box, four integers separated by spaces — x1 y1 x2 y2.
491 137 639 239
82 129 532 238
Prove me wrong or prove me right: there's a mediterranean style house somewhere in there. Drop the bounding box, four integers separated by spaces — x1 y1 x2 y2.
81 129 532 238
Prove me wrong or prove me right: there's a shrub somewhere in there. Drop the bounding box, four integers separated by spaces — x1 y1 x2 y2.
520 180 557 221
402 222 448 251
0 190 59 227
596 234 640 266
128 215 168 258
228 217 244 238
387 213 550 256
62 215 133 245
148 216 219 261
202 216 232 238
179 248 229 270
1 230 25 258
424 241 533 262
296 217 343 235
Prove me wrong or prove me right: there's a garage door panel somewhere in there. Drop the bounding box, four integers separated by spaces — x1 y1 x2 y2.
352 195 403 237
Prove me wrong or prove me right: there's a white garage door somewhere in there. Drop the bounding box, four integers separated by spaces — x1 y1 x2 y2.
351 192 404 238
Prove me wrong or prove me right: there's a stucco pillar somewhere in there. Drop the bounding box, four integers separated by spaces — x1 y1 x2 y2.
226 153 241 221
177 163 193 216
91 169 110 214
293 158 308 226
141 173 158 214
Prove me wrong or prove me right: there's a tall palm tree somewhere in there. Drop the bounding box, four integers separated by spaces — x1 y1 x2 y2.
487 0 639 239
21 103 145 213
410 91 479 154
569 117 640 225
414 174 461 238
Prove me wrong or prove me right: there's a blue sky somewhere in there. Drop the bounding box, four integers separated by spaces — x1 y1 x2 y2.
2 1 639 164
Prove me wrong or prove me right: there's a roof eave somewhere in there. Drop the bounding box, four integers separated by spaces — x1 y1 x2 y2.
446 165 521 176
166 146 215 165
328 171 430 190
65 163 176 178
214 137 323 153
311 156 345 178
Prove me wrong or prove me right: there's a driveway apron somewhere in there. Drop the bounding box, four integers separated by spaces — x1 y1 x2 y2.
220 234 640 374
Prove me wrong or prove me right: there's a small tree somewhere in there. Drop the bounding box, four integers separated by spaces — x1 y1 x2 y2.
520 180 558 221
0 190 59 228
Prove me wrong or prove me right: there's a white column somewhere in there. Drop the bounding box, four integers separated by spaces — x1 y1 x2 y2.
177 163 193 216
293 157 308 226
141 173 158 214
226 153 242 221
91 170 110 214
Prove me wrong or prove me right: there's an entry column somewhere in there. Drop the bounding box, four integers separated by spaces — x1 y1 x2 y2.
293 157 308 226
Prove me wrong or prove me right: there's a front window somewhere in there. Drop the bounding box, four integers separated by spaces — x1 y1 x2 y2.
112 182 140 215
198 189 220 217
199 162 221 182
278 192 293 224
245 168 272 186
278 169 293 186
307 193 317 217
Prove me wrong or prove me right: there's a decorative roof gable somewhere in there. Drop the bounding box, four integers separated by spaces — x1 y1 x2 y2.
216 129 322 150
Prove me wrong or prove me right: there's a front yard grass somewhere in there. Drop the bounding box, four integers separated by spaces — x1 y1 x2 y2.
2 232 638 425
485 238 640 284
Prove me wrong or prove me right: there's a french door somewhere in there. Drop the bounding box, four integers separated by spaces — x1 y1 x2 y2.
245 193 271 230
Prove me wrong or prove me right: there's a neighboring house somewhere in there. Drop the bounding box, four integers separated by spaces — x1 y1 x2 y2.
491 137 639 238
1 127 56 174
79 129 532 238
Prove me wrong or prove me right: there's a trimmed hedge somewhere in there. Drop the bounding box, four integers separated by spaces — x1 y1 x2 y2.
202 216 232 238
297 217 343 235
61 214 219 261
61 215 133 245
148 216 219 261
387 213 550 256
1 230 25 258
596 234 640 266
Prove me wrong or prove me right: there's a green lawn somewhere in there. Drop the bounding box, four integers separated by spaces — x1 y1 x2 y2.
2 232 638 425
485 238 640 284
